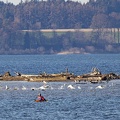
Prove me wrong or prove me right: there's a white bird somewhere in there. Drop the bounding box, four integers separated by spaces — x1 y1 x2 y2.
96 85 104 89
58 84 66 89
74 80 80 84
109 82 114 87
14 87 19 90
5 85 9 90
74 80 78 83
67 85 75 89
59 85 64 89
43 84 49 88
43 81 47 84
22 86 27 90
78 86 81 89
89 87 93 89
39 86 46 90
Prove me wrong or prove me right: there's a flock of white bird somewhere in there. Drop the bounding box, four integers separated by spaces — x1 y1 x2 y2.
0 80 109 91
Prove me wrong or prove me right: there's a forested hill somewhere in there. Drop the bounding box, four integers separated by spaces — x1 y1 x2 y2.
0 0 120 54
0 0 120 30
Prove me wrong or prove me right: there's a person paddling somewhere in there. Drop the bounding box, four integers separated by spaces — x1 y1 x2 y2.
35 93 46 102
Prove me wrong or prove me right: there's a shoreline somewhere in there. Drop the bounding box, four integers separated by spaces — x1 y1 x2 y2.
1 71 120 83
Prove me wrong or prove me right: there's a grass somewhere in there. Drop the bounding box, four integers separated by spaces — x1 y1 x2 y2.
22 28 120 43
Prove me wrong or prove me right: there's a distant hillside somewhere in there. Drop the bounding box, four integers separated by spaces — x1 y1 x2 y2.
0 0 120 30
0 0 120 54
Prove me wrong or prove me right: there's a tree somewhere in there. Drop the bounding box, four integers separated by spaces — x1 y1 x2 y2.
24 32 30 49
90 13 110 28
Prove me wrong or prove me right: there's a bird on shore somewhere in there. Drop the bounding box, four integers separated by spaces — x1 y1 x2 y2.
43 81 47 84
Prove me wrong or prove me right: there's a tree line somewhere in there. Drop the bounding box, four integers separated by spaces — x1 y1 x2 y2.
0 0 120 54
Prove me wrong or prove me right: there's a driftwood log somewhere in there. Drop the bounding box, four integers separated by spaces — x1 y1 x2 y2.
0 70 120 82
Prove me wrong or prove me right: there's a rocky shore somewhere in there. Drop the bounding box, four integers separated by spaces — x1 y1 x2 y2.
0 68 120 83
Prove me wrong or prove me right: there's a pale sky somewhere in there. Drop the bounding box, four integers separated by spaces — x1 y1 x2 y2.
0 0 89 5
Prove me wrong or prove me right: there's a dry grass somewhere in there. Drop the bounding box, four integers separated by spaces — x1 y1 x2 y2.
22 28 119 33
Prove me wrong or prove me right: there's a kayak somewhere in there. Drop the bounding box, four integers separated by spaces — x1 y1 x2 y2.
35 99 47 102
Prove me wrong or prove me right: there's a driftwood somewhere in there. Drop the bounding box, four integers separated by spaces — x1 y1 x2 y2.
0 68 120 82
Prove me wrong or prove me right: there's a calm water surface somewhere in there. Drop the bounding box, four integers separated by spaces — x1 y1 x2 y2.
0 54 120 120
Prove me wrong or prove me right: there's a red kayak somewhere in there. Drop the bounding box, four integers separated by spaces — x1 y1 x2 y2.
35 99 47 102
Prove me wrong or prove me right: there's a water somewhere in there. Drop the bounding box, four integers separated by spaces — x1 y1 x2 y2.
0 54 120 75
0 54 120 120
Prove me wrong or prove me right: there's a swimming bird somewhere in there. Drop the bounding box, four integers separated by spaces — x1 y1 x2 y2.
67 85 75 89
44 84 49 88
78 86 81 89
5 85 9 90
89 87 93 89
22 86 27 90
96 85 104 89
39 86 46 90
58 84 66 89
14 87 19 90
59 85 64 89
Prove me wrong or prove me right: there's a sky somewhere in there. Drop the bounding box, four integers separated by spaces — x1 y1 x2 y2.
0 0 89 5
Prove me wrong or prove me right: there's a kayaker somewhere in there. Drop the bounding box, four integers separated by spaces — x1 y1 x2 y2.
36 93 46 102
